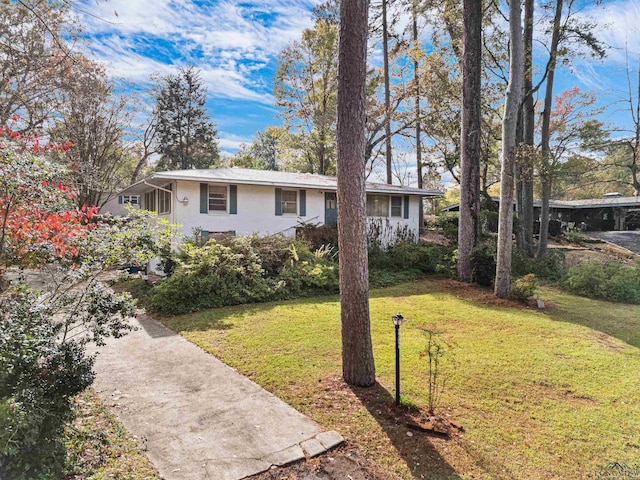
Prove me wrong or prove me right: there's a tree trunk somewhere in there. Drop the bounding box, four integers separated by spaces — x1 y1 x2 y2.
337 0 376 387
495 0 524 298
412 0 424 233
457 0 482 283
516 0 535 257
633 60 640 196
382 0 393 184
536 0 563 260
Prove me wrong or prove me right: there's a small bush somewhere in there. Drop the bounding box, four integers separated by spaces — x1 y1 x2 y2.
564 261 640 304
434 213 459 239
563 230 587 244
509 274 538 302
369 268 424 288
296 224 339 252
470 243 496 287
511 247 566 281
368 242 452 274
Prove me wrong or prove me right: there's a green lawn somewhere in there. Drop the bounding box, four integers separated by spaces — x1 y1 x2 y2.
160 279 640 480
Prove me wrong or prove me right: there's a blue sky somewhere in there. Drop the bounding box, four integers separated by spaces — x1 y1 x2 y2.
75 0 640 158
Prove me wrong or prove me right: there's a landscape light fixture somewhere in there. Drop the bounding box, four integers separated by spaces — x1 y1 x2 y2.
392 312 404 406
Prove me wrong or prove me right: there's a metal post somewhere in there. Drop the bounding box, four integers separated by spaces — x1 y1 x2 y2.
395 322 400 406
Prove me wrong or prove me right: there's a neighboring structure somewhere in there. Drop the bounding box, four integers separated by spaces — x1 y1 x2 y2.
113 168 441 244
101 193 141 216
442 194 640 231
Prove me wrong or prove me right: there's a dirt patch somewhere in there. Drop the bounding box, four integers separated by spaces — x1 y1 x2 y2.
592 331 627 353
535 382 598 406
254 447 392 480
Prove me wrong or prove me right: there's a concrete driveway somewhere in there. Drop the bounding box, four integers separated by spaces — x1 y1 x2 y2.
90 314 343 480
586 231 640 254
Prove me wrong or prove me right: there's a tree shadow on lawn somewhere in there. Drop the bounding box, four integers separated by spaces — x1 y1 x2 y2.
431 279 640 349
160 295 342 333
541 292 640 349
349 381 462 480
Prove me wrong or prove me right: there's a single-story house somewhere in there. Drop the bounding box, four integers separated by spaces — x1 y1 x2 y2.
441 194 640 231
112 168 441 245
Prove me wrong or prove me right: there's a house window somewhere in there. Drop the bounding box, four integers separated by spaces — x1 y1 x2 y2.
281 190 297 214
367 195 389 217
158 184 171 215
390 196 402 217
208 186 227 212
121 195 140 205
144 191 156 212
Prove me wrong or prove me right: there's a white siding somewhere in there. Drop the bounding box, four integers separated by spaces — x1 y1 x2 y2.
103 180 422 246
173 181 325 239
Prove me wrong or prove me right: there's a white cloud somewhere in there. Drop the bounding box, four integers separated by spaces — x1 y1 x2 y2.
588 0 640 63
218 132 252 152
74 0 317 105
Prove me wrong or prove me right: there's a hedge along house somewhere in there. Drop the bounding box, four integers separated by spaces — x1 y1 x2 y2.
114 168 442 245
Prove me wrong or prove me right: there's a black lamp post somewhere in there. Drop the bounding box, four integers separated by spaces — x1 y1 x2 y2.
392 312 404 406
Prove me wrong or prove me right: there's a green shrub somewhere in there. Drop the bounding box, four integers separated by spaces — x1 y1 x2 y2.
434 212 459 239
279 259 339 297
150 236 340 314
563 230 587 244
369 268 424 288
0 289 94 480
151 238 277 314
511 247 566 281
536 249 566 281
509 274 538 302
368 242 452 274
470 242 496 287
564 261 640 304
296 224 339 252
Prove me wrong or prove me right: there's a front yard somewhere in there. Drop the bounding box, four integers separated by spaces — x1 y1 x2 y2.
157 278 640 479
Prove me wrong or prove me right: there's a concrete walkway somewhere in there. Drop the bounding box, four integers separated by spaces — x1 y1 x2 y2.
90 315 343 480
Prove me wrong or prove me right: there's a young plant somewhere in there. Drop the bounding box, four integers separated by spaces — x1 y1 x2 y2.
418 324 455 415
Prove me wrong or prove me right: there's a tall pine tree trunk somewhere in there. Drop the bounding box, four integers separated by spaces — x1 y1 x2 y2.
457 0 482 282
516 0 535 257
337 0 376 387
383 0 393 184
537 0 563 260
412 0 424 232
495 0 524 298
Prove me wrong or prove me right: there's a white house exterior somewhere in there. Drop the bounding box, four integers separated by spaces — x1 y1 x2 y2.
113 168 441 244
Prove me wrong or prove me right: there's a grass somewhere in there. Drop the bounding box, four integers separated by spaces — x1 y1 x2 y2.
64 390 160 480
158 278 640 480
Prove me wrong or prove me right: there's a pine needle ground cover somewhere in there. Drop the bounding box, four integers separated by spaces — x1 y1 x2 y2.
160 279 640 480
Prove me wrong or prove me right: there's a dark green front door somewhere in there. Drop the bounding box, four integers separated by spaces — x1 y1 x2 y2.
325 192 337 226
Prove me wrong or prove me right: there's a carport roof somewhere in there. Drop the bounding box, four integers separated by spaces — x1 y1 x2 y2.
441 196 640 212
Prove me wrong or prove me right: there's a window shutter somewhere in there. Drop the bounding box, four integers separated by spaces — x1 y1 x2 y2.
200 183 208 214
118 195 123 205
275 188 282 216
299 190 306 216
201 230 209 242
403 195 410 219
229 185 237 214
